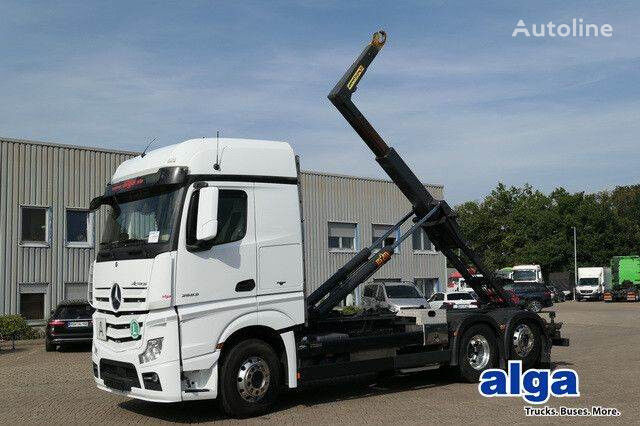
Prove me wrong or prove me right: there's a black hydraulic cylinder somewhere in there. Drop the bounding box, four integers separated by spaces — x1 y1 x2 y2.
306 247 371 308
311 205 440 317
312 246 394 317
307 209 414 308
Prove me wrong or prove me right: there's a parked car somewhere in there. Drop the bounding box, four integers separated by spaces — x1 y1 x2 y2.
546 284 565 302
362 282 428 312
46 299 95 351
427 291 478 310
502 282 553 312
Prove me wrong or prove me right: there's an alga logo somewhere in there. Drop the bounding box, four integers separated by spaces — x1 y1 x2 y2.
479 360 580 404
513 18 613 38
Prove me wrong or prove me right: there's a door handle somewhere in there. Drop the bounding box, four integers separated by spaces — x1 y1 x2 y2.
235 279 256 292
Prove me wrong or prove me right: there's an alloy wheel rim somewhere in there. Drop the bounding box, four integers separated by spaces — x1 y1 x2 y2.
236 356 271 402
467 335 491 370
512 323 534 357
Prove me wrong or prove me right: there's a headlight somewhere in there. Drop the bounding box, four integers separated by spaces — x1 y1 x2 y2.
139 337 163 364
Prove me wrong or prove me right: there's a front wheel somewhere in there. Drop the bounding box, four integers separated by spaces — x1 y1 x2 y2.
219 339 281 418
458 324 498 382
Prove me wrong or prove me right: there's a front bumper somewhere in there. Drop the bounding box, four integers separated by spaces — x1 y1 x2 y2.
577 292 601 300
92 308 183 403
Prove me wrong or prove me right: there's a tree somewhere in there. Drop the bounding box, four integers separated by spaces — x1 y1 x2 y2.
454 182 639 276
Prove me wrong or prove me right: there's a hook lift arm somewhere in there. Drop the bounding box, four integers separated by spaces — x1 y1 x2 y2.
307 31 513 317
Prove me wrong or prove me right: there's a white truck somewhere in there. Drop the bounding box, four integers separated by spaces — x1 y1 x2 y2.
89 31 567 417
512 265 543 284
576 267 611 301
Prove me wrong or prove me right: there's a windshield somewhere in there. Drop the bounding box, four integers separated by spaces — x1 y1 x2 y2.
578 278 599 286
513 270 536 281
101 186 184 248
385 285 422 298
448 292 474 301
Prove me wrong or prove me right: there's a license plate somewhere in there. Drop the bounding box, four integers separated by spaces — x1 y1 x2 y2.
95 318 107 341
69 321 89 328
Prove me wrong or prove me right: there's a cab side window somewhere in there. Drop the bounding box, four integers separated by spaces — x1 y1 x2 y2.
187 189 247 250
213 190 247 245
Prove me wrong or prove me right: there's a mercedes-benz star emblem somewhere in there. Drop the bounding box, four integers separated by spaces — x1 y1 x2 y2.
111 283 122 311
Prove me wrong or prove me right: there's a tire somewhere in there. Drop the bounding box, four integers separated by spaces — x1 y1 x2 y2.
508 321 542 370
45 338 55 352
527 300 543 313
458 324 498 382
219 339 281 418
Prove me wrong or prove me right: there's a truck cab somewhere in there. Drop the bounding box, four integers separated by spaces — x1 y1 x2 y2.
91 138 305 403
576 267 610 301
512 265 543 284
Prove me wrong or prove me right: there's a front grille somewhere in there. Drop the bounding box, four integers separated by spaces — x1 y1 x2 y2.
107 335 142 343
100 359 140 391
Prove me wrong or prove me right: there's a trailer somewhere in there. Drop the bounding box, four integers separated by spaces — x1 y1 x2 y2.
89 31 568 418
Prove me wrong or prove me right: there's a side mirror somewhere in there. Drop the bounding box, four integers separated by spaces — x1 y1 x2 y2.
89 196 104 211
196 187 219 241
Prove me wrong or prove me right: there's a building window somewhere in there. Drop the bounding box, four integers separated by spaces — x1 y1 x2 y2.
372 224 400 252
65 282 89 301
20 206 50 246
66 209 94 247
19 283 49 321
328 222 358 251
412 228 433 252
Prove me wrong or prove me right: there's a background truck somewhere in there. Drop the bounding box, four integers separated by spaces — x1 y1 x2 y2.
604 256 640 302
89 31 567 417
576 267 611 301
512 265 543 284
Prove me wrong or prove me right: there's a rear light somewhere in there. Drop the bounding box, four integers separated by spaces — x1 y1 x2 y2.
48 320 65 327
544 291 551 298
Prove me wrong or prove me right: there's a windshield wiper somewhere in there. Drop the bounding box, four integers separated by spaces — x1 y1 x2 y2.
114 238 147 247
100 238 146 249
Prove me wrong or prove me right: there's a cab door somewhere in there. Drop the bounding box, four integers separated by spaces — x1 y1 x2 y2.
175 182 257 360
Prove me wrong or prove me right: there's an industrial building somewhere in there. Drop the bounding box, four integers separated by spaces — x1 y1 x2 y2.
0 137 446 323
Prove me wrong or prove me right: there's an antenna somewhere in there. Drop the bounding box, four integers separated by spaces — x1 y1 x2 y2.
214 130 221 170
140 137 157 158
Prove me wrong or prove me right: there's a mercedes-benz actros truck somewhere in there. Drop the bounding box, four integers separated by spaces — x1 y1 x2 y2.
90 31 568 417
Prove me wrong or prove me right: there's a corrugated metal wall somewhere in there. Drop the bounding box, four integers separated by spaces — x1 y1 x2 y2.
0 137 447 316
0 138 136 316
299 171 447 294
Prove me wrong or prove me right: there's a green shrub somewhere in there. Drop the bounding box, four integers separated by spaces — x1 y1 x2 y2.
0 315 32 341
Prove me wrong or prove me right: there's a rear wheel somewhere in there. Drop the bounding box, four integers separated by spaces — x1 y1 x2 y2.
458 324 498 382
219 339 281 418
509 321 542 369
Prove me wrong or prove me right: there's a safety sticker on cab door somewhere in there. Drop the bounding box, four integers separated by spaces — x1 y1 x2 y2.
148 231 159 243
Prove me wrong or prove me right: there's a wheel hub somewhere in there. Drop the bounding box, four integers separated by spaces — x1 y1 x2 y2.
467 335 491 370
236 356 270 402
512 323 534 357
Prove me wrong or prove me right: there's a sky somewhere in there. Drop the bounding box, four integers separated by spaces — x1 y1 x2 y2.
1 0 639 203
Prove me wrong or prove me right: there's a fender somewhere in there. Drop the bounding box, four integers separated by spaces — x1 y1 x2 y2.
218 310 301 388
448 313 505 367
